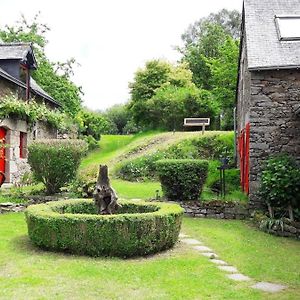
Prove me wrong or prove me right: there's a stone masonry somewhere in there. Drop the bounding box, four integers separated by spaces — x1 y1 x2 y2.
248 70 300 207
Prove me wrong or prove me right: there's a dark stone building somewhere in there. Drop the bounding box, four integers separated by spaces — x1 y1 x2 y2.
236 0 300 208
0 43 61 184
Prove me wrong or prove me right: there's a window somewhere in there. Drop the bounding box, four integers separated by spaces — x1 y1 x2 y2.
20 132 27 159
275 15 300 41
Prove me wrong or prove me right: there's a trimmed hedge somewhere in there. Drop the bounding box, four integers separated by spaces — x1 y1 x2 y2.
28 139 88 194
156 159 208 201
25 199 184 257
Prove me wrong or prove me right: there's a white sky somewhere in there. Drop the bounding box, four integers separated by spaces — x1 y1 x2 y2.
1 0 243 111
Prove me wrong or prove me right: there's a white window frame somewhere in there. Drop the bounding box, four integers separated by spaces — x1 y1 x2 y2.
275 15 300 41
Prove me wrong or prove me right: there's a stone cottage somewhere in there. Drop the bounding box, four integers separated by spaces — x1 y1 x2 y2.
0 42 61 185
236 0 300 208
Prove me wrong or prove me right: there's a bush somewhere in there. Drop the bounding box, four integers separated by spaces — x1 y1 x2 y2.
28 139 88 195
156 159 209 201
25 199 184 257
81 135 99 151
260 154 300 220
115 151 166 181
71 164 98 197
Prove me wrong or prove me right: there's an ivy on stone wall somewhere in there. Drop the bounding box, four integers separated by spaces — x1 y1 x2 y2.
0 94 71 130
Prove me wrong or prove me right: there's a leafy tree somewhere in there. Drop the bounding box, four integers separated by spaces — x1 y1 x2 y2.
205 37 239 129
181 23 228 90
77 110 117 140
128 60 196 128
0 14 82 117
179 9 241 90
147 85 218 130
181 9 241 46
104 104 131 134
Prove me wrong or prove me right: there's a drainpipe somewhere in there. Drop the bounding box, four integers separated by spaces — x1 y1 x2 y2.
26 66 30 101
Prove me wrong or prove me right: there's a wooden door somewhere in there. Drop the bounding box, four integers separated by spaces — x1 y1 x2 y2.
0 127 6 184
238 123 250 195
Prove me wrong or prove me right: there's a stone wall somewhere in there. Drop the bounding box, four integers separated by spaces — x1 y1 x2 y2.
1 76 58 184
180 201 250 219
249 70 300 207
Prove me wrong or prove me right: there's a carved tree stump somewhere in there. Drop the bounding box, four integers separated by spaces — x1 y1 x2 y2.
93 165 119 215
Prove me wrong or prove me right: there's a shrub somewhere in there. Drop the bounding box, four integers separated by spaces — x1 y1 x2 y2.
25 199 184 257
71 164 98 197
260 154 300 220
28 139 88 195
115 151 166 181
81 135 99 151
156 159 209 201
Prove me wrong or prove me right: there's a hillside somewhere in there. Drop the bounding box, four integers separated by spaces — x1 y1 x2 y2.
79 131 245 201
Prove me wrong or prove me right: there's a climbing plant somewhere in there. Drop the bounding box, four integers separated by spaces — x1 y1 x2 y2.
0 94 70 130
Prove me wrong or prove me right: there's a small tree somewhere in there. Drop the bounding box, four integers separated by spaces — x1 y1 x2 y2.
260 154 300 221
28 139 88 194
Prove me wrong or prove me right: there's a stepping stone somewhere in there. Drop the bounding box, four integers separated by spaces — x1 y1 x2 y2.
193 245 212 252
181 238 202 245
251 282 287 293
211 259 228 265
226 273 251 281
218 266 238 273
179 233 189 238
200 252 218 259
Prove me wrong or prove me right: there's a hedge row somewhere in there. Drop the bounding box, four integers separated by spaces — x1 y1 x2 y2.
156 159 209 201
25 199 184 258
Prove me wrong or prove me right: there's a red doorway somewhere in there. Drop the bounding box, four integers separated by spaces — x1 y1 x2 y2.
238 123 250 194
0 127 6 185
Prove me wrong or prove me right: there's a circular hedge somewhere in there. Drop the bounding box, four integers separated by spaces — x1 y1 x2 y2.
25 199 184 258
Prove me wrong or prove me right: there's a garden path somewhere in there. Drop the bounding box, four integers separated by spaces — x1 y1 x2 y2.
179 233 287 293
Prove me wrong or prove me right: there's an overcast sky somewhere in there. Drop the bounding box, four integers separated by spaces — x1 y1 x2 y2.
1 0 243 111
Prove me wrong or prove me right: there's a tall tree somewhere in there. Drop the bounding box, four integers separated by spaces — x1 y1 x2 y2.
0 14 82 117
205 37 239 129
128 60 194 127
179 9 241 90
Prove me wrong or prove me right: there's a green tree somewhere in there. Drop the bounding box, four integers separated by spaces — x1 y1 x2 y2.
205 37 239 129
0 14 82 117
147 85 217 130
77 110 117 139
104 104 131 134
128 60 196 128
179 9 241 90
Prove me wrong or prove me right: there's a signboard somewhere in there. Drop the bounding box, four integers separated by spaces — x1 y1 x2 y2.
184 118 210 126
183 118 210 134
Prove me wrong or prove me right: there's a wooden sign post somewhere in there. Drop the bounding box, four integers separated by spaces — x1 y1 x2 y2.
183 118 210 134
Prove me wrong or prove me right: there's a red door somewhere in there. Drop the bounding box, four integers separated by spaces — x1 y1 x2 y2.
238 123 250 195
0 127 6 185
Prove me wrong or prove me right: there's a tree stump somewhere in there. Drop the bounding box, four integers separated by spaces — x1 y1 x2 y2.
93 165 119 214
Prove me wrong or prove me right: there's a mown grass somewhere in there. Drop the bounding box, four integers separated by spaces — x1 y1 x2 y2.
80 131 158 168
1 213 299 299
1 131 299 299
182 218 300 299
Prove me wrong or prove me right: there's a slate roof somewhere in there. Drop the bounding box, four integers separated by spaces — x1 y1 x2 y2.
0 43 60 107
244 0 300 70
0 43 30 59
0 65 60 107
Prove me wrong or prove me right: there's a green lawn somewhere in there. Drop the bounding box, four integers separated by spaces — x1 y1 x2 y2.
1 213 299 299
1 131 299 299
